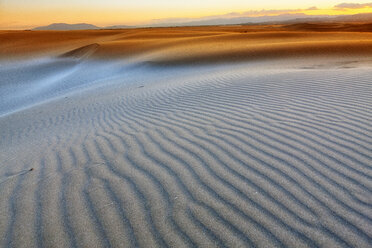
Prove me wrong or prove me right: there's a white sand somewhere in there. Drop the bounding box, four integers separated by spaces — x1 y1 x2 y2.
0 50 372 247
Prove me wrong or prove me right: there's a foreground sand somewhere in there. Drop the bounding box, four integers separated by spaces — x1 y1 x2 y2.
0 25 372 247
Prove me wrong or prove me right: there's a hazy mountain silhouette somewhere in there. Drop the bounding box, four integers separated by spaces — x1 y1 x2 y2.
104 25 132 29
149 14 315 27
151 13 372 27
33 23 100 30
33 23 133 30
332 13 372 22
32 13 372 31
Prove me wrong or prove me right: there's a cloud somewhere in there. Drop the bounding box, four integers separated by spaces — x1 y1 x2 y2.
307 6 319 10
151 6 320 24
334 2 372 9
241 9 302 16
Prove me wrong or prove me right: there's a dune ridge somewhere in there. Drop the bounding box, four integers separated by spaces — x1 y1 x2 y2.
3 24 372 64
59 43 100 59
0 25 371 247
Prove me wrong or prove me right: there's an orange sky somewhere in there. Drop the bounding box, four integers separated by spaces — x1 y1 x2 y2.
1 1 372 29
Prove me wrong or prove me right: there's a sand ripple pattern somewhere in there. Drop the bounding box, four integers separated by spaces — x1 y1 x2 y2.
0 64 371 248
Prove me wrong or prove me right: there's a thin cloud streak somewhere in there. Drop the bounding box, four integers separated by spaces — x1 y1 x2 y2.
335 2 372 9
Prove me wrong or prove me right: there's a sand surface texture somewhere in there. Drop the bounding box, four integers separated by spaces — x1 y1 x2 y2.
0 25 372 247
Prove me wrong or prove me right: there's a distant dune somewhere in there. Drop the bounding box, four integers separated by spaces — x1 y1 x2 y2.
284 22 372 32
3 24 372 63
0 24 371 247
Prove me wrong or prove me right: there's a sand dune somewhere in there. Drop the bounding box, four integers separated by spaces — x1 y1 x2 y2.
60 43 100 59
0 25 372 247
3 25 372 63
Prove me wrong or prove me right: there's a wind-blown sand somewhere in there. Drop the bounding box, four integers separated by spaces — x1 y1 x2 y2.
0 25 371 247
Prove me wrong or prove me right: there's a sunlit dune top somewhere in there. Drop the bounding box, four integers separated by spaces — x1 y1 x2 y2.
1 25 372 66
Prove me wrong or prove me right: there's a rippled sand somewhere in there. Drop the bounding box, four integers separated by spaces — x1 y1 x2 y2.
0 25 372 247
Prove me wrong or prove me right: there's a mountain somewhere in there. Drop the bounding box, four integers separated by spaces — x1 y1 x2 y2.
33 23 100 31
148 14 317 27
32 13 372 31
33 23 134 30
146 12 372 27
332 13 372 22
104 25 133 29
272 12 372 24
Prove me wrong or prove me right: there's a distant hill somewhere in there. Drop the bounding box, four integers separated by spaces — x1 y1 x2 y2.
148 14 317 27
33 23 100 31
265 12 372 25
33 23 134 30
146 12 372 27
104 25 132 29
332 13 372 22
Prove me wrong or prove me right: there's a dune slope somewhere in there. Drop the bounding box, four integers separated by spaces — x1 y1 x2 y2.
0 26 371 247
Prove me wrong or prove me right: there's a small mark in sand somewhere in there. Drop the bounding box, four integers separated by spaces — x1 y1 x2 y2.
138 85 144 88
0 168 35 185
98 202 114 211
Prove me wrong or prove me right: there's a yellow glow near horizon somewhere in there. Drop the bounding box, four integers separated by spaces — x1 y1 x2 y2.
306 6 372 15
1 1 372 29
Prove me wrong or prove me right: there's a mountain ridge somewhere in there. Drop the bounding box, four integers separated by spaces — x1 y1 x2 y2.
32 13 372 30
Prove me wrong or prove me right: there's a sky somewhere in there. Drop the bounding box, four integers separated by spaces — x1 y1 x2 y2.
1 0 372 29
